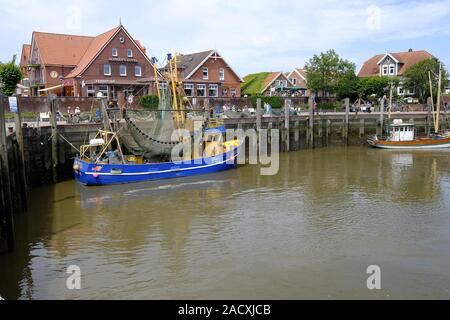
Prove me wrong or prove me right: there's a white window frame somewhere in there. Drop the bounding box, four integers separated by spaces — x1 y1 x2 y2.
98 85 109 98
197 84 206 97
87 85 95 97
219 68 225 81
135 65 142 77
184 84 194 97
103 64 111 76
231 88 237 97
382 65 388 75
398 87 404 95
389 64 395 75
112 48 118 57
290 78 297 85
119 65 127 77
202 67 209 80
127 49 133 58
209 84 218 97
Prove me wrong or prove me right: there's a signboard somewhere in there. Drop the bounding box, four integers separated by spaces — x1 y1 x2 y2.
64 79 74 86
8 97 18 113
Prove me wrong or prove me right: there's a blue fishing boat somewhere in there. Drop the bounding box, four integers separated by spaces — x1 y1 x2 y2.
73 53 242 186
73 130 241 186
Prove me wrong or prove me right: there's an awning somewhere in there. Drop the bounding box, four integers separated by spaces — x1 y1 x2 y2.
38 84 63 92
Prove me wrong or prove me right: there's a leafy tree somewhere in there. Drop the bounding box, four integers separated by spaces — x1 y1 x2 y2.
357 76 399 100
402 58 449 103
335 71 359 100
0 55 22 96
305 49 357 98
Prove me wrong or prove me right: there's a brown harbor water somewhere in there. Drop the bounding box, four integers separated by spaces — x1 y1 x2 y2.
1 146 450 299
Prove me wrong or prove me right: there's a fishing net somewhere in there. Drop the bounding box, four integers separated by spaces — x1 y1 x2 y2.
123 89 182 158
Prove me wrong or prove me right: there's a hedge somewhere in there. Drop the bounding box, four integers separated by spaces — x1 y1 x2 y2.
249 96 284 109
139 95 159 110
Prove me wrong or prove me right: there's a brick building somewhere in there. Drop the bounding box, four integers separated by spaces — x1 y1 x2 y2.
19 24 154 100
165 49 243 98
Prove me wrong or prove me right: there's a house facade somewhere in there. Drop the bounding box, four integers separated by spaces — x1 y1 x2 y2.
358 49 435 96
164 49 242 99
241 72 294 96
20 25 154 100
287 68 309 96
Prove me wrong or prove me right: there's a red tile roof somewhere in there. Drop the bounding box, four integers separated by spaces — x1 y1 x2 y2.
32 31 94 66
358 50 435 77
28 26 148 79
66 27 121 78
20 44 31 67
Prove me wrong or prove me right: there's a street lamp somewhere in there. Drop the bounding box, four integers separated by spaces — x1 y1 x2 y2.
59 75 65 97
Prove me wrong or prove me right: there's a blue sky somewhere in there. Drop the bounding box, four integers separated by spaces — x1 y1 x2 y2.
1 0 450 76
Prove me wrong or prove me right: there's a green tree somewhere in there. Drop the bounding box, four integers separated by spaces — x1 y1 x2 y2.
357 76 399 100
0 55 23 96
305 49 357 98
402 58 448 103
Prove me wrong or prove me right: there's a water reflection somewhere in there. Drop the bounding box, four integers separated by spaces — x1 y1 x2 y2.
1 147 450 299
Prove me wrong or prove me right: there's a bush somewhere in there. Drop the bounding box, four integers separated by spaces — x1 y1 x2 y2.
139 95 159 110
249 96 284 109
0 61 23 96
317 102 340 110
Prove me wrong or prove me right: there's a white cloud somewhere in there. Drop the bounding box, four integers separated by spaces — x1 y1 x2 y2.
1 0 450 74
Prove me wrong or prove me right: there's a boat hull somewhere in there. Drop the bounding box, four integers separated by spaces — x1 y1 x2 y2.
74 146 240 186
368 136 450 149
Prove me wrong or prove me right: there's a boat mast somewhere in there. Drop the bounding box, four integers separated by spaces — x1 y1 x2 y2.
435 63 442 133
151 57 161 100
167 53 185 126
428 71 436 131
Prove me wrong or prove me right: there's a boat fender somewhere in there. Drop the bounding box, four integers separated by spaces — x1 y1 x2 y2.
73 164 80 171
93 173 99 178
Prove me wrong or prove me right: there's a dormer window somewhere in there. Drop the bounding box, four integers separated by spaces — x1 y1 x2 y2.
203 67 208 80
382 65 388 75
127 49 133 58
389 65 395 75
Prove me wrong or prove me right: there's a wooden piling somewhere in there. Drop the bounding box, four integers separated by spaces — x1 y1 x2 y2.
284 99 290 152
256 98 261 148
0 92 15 252
359 118 365 137
14 97 28 212
344 98 350 144
308 96 314 147
294 121 299 150
48 95 58 183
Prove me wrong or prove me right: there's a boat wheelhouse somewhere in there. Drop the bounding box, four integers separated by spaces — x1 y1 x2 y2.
368 119 450 149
